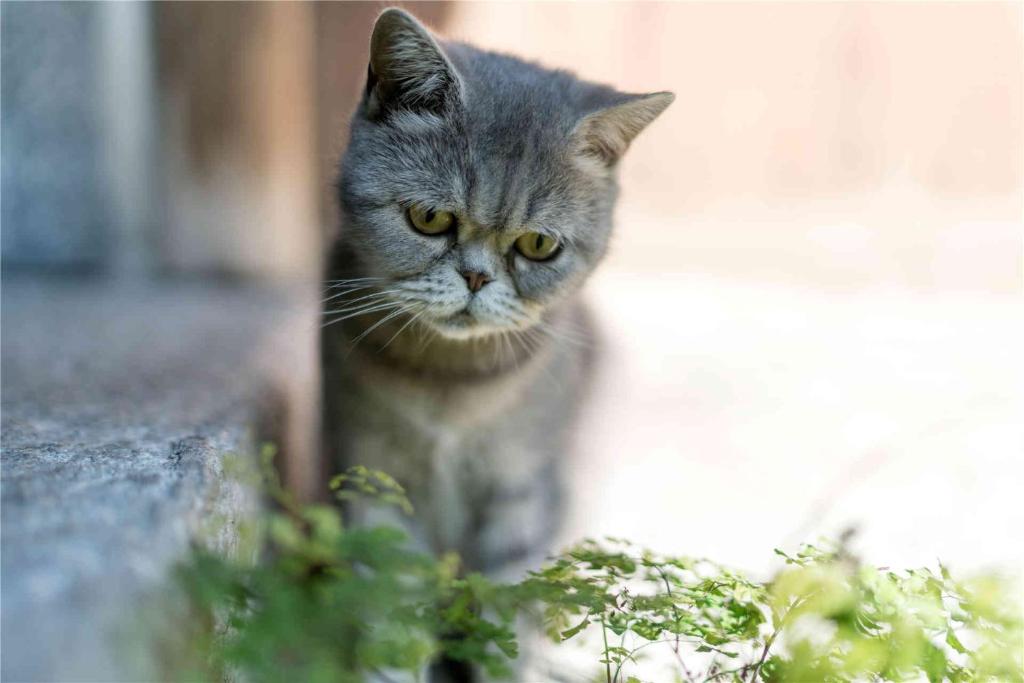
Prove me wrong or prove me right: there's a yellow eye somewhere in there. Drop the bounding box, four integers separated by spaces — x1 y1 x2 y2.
515 232 560 261
408 205 454 235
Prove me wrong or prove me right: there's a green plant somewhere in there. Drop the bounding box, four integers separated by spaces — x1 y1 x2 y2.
524 539 1022 682
165 453 518 682
163 459 1023 682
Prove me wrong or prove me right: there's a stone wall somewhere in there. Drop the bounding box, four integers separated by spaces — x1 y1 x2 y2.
0 279 316 681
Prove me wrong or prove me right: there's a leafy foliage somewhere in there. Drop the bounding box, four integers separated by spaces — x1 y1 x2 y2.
528 540 1023 683
162 459 1023 682
163 451 518 682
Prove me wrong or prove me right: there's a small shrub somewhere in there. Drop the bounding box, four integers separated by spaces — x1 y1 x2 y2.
524 539 1022 682
162 461 1023 682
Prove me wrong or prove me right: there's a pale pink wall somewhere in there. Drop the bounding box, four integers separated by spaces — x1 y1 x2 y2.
445 2 1023 293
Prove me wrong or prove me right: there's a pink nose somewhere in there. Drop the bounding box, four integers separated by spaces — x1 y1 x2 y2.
462 271 492 293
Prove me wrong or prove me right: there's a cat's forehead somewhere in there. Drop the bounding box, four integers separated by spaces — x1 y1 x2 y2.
353 41 619 235
447 42 589 135
461 133 578 233
439 52 593 231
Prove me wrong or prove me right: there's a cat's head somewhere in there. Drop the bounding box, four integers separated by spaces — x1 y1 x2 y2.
336 8 672 340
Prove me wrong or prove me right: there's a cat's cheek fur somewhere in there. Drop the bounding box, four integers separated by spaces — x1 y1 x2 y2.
352 214 449 279
511 252 585 306
406 259 472 315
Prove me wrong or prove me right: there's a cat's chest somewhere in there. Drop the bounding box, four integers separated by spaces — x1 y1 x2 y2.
336 362 531 470
344 348 542 428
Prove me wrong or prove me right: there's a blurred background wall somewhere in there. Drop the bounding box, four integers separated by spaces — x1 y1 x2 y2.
3 1 1019 289
1 1 448 281
446 2 1022 293
2 2 116 273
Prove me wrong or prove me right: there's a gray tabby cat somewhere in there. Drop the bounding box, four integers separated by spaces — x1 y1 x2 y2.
321 8 671 678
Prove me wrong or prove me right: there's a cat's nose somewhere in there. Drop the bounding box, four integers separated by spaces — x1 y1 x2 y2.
461 270 493 293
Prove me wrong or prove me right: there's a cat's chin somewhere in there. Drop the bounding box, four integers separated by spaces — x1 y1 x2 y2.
425 311 511 341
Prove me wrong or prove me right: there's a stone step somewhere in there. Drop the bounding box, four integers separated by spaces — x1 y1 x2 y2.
1 277 316 681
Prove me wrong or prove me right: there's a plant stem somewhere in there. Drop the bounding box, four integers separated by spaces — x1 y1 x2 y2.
601 613 613 683
655 565 696 683
704 664 753 682
747 594 811 682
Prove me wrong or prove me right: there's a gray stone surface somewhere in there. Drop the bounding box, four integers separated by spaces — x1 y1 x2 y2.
1 277 315 681
1 3 111 271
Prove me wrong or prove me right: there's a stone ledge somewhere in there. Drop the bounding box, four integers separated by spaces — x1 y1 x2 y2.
1 277 315 681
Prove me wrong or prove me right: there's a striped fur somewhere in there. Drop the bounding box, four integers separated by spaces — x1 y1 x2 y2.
321 9 672 681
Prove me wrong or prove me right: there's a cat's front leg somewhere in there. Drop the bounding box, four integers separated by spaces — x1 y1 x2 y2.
472 459 564 583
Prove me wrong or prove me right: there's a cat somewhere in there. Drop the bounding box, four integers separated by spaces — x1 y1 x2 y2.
321 8 672 680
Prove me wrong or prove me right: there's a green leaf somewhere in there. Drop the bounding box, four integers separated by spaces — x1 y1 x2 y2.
946 629 968 654
560 616 589 640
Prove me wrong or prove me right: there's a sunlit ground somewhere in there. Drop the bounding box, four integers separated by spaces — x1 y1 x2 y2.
565 202 1022 578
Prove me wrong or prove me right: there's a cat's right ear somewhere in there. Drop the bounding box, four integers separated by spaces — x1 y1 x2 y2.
363 8 462 120
572 91 675 169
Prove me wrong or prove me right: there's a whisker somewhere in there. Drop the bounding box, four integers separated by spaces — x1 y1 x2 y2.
412 314 438 354
492 329 502 367
323 298 400 319
535 320 590 348
378 307 426 352
510 328 531 356
511 328 560 388
321 300 404 329
323 276 385 285
321 289 400 312
518 327 543 355
416 329 436 355
321 284 377 304
321 277 386 294
348 304 419 350
501 331 519 373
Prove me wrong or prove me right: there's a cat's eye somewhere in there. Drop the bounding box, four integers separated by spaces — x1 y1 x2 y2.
514 232 560 261
407 205 455 235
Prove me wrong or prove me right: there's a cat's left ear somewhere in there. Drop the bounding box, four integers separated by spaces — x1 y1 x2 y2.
364 8 463 119
572 92 675 168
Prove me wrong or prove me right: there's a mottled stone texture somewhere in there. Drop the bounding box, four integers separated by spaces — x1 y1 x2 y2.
1 278 314 681
1 3 111 271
